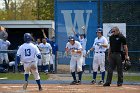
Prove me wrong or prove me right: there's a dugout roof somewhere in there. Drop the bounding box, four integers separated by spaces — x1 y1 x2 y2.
0 20 54 29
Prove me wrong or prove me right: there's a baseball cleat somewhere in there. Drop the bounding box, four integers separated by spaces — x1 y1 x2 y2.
117 83 122 87
76 80 81 85
70 80 77 85
23 81 28 90
103 83 110 87
44 70 49 74
98 80 104 85
91 79 96 84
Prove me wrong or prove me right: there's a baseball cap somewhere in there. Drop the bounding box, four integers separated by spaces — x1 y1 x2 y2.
68 36 75 41
96 28 103 33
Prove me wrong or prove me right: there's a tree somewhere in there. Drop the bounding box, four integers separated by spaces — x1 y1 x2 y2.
0 0 54 20
3 0 11 10
32 0 54 20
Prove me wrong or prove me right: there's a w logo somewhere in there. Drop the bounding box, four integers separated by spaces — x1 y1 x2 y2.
61 10 92 36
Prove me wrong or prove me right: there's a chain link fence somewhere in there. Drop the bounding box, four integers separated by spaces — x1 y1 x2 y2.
103 0 140 71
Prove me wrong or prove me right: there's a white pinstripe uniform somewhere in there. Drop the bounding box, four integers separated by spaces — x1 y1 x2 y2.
38 43 52 65
66 41 83 72
92 36 108 72
17 42 41 80
78 36 87 65
0 39 10 64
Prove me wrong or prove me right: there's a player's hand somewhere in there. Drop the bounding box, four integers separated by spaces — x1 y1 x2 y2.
72 49 81 54
71 49 76 54
86 50 90 55
85 50 90 57
125 55 130 60
65 48 69 52
82 26 85 30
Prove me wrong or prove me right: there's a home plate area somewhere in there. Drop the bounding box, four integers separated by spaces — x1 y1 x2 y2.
0 84 140 93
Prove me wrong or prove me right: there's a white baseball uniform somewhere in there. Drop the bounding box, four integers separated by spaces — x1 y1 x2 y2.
17 42 41 80
0 39 10 64
38 43 52 65
66 41 83 72
92 36 108 72
78 36 87 65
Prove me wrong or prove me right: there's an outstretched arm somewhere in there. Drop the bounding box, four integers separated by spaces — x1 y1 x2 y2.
72 27 77 35
86 47 94 56
82 26 86 38
72 27 79 38
41 29 47 38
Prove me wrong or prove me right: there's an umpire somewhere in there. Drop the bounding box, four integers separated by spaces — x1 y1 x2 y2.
103 26 129 87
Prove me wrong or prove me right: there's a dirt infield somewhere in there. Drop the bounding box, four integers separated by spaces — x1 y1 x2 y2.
0 84 139 93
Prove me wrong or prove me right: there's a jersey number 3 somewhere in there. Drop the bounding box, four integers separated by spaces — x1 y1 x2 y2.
25 49 31 56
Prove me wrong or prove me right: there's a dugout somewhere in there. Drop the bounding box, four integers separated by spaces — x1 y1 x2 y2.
0 20 55 61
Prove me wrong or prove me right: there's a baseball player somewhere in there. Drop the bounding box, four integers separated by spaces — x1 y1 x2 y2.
49 36 58 73
65 36 83 85
16 33 42 91
87 28 108 85
72 26 87 72
0 39 10 70
41 29 58 73
38 38 52 74
0 26 8 41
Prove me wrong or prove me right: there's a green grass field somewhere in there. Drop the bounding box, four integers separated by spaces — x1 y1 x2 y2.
83 75 140 82
0 72 49 80
0 73 140 82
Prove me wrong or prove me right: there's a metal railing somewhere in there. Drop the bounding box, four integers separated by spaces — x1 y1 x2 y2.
0 50 140 73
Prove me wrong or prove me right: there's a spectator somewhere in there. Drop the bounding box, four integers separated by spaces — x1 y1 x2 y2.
0 26 8 41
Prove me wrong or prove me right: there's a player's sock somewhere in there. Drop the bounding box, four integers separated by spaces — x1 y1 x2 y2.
50 64 53 71
25 74 29 81
41 65 43 72
101 71 105 82
46 65 49 71
44 65 49 72
93 72 97 80
36 79 41 85
71 72 76 81
43 65 45 71
78 71 82 81
21 65 24 72
82 65 85 72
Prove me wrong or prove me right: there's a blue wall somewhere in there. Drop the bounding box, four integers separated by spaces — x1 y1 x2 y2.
55 1 98 65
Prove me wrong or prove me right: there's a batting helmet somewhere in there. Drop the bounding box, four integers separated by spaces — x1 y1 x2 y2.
96 28 103 33
123 60 131 71
24 33 32 43
68 35 75 41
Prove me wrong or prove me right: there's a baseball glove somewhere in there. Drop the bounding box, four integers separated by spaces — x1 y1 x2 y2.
123 60 131 71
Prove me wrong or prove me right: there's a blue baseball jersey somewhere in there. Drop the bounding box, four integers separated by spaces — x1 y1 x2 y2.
46 38 58 55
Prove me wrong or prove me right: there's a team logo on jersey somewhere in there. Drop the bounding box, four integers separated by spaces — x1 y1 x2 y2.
70 47 78 50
